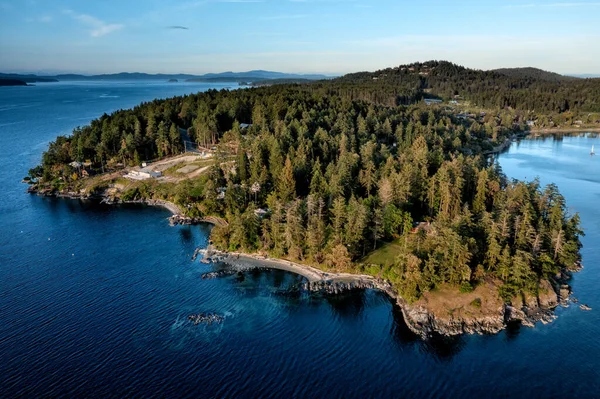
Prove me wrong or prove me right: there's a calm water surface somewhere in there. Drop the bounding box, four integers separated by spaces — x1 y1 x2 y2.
1 83 599 398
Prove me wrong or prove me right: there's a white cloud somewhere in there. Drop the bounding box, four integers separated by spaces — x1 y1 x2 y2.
63 9 123 37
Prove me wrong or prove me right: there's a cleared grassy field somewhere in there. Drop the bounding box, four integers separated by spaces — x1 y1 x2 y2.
361 241 404 266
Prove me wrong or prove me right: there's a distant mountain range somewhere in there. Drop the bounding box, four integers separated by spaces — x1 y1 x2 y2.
0 74 58 83
4 66 596 87
0 70 332 84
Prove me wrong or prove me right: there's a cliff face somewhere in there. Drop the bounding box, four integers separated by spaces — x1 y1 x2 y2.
298 274 569 337
399 278 563 337
401 304 505 336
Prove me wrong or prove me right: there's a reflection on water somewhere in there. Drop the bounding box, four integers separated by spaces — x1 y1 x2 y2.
325 289 367 319
503 321 522 341
221 263 472 362
419 333 466 362
178 227 193 243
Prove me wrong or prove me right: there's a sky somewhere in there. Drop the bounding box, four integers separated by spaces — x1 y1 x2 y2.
1 0 600 75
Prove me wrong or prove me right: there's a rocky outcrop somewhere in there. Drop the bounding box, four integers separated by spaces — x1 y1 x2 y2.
398 278 567 337
303 279 376 294
188 313 224 325
504 280 559 327
201 270 240 280
169 214 228 226
169 214 198 226
538 279 559 308
400 302 506 337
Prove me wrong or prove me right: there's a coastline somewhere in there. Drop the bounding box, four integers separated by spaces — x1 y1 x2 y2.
28 187 580 338
484 126 600 156
114 198 183 215
202 247 576 338
64 191 185 215
528 127 600 135
25 145 581 338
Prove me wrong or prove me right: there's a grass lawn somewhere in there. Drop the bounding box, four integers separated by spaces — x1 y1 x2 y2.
361 241 404 266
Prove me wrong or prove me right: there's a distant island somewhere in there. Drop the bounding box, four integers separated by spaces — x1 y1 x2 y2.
0 73 58 83
1 70 332 84
26 60 596 337
0 78 28 86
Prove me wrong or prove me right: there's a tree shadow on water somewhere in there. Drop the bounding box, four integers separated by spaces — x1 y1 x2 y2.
179 226 193 242
503 320 522 341
323 289 367 319
389 304 467 362
418 333 466 362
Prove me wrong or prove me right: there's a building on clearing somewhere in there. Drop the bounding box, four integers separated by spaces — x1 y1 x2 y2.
124 167 162 180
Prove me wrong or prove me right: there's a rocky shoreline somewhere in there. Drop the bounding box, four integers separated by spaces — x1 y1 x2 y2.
198 246 584 338
28 185 586 339
388 265 584 338
27 185 185 215
26 185 230 226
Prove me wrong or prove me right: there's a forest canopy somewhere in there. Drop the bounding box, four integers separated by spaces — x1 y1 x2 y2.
30 60 586 303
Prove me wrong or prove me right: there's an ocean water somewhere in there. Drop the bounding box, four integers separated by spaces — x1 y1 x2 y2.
1 83 599 398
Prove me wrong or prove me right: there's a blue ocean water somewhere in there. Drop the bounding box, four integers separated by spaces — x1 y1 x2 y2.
1 83 599 398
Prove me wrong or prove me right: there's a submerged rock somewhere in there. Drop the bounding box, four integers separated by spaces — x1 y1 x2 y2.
188 312 224 325
201 270 240 280
580 304 592 311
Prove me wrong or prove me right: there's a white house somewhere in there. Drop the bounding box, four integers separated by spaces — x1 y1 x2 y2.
124 167 162 180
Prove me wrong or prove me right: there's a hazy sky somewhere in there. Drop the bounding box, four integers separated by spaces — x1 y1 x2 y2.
1 0 599 75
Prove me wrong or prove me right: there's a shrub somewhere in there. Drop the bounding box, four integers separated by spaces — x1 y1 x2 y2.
459 281 474 293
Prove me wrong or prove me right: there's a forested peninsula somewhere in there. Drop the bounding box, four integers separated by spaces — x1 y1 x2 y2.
26 61 596 336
